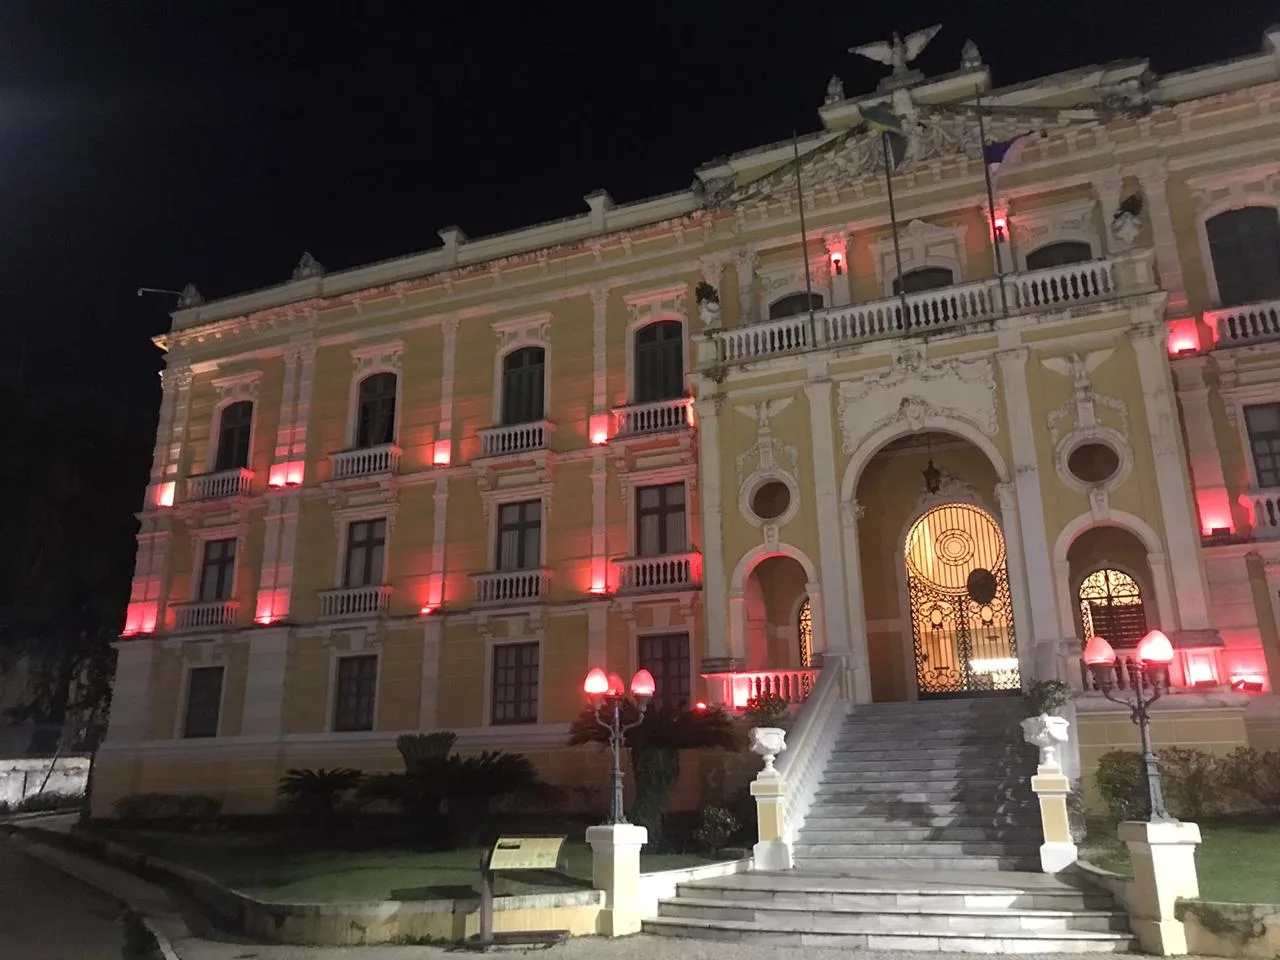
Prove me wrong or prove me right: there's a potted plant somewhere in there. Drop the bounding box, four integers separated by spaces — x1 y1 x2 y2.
1020 679 1073 770
695 281 722 329
1111 194 1143 247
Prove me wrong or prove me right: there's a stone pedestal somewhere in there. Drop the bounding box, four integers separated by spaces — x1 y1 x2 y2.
1117 820 1202 955
750 773 792 871
1030 765 1078 873
585 823 648 937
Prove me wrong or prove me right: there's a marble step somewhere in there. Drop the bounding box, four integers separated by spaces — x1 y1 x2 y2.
812 782 1025 798
824 755 1035 772
794 839 1040 858
802 814 1036 831
798 825 1040 843
820 768 1032 783
807 799 1037 817
641 917 1135 952
794 854 1041 871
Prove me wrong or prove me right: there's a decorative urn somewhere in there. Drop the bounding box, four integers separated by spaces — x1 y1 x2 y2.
749 726 787 775
1021 714 1071 771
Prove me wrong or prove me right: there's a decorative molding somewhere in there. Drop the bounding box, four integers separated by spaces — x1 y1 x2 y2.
1010 197 1101 267
870 218 967 293
291 252 325 282
210 370 262 401
733 396 798 478
622 283 688 327
491 312 552 348
350 340 404 375
1040 349 1128 444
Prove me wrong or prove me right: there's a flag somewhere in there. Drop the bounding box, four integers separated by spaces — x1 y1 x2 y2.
984 133 1030 180
860 101 908 170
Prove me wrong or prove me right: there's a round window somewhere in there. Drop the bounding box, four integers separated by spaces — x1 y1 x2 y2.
751 480 792 521
1067 442 1120 485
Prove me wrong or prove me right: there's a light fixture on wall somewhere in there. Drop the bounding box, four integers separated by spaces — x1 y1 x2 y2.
922 433 942 494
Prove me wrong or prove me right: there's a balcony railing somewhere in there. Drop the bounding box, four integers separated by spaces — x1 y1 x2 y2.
613 397 693 438
614 552 701 593
329 444 401 481
1248 486 1280 539
318 584 392 619
471 569 550 606
707 250 1153 366
171 599 239 631
1206 297 1280 348
477 421 551 458
186 467 253 501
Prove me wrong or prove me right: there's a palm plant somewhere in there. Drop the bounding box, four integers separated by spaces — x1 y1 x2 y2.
277 767 364 840
569 704 741 844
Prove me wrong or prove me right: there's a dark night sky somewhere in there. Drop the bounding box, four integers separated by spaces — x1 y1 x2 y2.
0 2 1274 422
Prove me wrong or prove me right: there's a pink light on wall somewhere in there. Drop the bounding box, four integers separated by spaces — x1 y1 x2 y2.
154 481 175 507
1185 652 1218 685
268 461 305 487
589 413 610 446
433 439 452 466
1167 318 1201 356
121 601 158 637
829 250 845 276
419 604 436 616
1196 489 1234 535
254 590 287 625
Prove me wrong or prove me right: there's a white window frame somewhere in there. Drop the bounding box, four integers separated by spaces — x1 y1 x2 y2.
187 522 247 603
622 284 689 404
175 656 229 739
346 341 404 448
634 629 695 710
206 371 262 473
1239 399 1280 492
1009 198 1101 272
871 219 968 296
327 645 383 733
757 255 830 320
622 465 695 557
1188 163 1280 308
331 505 395 588
482 483 551 570
483 637 544 727
491 313 552 424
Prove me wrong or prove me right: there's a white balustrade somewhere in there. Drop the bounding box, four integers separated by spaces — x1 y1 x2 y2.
741 668 820 705
718 314 814 363
613 398 692 437
318 584 392 619
186 468 253 501
471 569 551 606
614 552 701 593
1249 486 1280 539
172 599 239 631
1206 297 1280 347
329 444 400 480
1010 259 1116 309
478 421 550 458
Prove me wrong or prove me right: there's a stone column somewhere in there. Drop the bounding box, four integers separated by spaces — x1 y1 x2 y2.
585 824 649 937
838 501 873 702
437 317 459 458
1117 820 1203 955
419 617 442 730
1133 322 1214 631
733 247 758 326
803 377 852 655
997 481 1048 683
727 592 746 665
997 348 1064 678
1172 357 1233 532
1131 159 1188 317
696 396 732 663
1091 167 1124 254
103 640 158 746
241 628 289 737
750 771 792 870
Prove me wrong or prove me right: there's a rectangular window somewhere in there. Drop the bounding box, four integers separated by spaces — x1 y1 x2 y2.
333 655 377 731
636 483 687 556
198 539 237 602
638 633 691 711
344 519 387 587
183 666 224 738
491 642 539 724
1245 404 1280 488
496 500 541 570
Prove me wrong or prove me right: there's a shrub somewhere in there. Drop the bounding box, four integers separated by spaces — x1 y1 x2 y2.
1095 750 1148 821
278 768 364 839
743 694 789 726
693 807 739 852
1021 680 1072 718
113 792 223 821
1221 747 1280 814
1158 747 1221 819
15 791 84 814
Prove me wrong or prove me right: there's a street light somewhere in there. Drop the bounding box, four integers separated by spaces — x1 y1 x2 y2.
1083 629 1177 822
583 667 655 825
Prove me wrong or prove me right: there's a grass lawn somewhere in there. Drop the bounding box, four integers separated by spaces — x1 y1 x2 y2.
99 827 717 903
1080 817 1280 904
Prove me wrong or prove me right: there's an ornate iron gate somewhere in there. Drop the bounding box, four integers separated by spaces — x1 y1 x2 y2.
905 502 1020 698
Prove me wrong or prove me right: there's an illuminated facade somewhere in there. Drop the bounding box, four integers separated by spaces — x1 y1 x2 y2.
99 28 1280 814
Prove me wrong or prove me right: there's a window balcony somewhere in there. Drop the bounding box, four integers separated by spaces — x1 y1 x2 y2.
471 568 550 606
1247 486 1280 539
329 443 401 481
477 421 551 459
1205 297 1280 348
612 397 694 438
701 666 819 709
318 584 392 619
171 599 239 631
614 551 702 594
186 467 253 502
702 250 1155 366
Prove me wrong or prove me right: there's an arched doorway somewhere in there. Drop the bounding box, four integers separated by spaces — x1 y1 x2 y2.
904 502 1020 698
797 596 814 668
1078 568 1148 648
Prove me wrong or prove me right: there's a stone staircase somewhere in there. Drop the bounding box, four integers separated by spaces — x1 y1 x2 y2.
643 697 1135 952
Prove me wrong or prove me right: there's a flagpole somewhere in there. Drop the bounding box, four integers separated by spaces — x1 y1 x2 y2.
976 90 1010 317
793 132 818 348
881 132 910 330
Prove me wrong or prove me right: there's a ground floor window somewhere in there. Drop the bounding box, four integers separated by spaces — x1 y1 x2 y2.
492 643 539 724
183 666 224 739
638 633 691 710
333 655 377 731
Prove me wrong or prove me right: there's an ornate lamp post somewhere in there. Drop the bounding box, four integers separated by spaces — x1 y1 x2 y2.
583 667 656 825
1083 629 1177 822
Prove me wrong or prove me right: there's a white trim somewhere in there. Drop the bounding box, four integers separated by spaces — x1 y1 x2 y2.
491 326 552 425
1010 197 1101 271
739 471 800 529
176 660 229 740
624 471 694 557
1054 426 1134 496
729 542 819 595
839 416 1011 503
327 648 383 734
186 523 246 603
331 508 394 589
870 219 968 296
1235 397 1280 490
624 292 688 405
483 637 544 728
484 488 551 570
206 371 262 473
345 342 404 448
1188 163 1280 307
631 627 694 707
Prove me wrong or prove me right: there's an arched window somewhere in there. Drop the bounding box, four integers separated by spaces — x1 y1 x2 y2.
634 321 684 404
797 597 813 668
1206 207 1280 306
1026 241 1093 271
501 346 546 424
214 400 253 472
1078 568 1147 648
893 267 954 295
355 372 397 448
768 292 824 321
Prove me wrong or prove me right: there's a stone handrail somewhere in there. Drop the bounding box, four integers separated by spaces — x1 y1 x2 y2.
171 599 239 631
318 584 392 619
773 654 849 843
186 467 253 501
1247 485 1280 538
471 569 551 606
613 552 701 593
477 421 550 458
1205 296 1280 347
612 397 693 437
329 444 400 480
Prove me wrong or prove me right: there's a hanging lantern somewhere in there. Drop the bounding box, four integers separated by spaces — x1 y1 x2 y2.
922 458 942 494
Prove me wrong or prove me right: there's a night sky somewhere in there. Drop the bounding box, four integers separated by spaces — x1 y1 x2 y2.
0 2 1273 422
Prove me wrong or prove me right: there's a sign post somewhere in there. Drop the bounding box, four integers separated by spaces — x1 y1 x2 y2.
470 835 570 951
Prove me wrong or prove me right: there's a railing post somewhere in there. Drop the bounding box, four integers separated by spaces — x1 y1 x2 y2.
586 823 648 937
748 727 792 871
1023 714 1078 873
1117 821 1203 955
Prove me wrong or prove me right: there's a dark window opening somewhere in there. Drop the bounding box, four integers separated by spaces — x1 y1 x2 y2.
492 643 539 724
214 401 253 471
356 372 397 448
1025 241 1093 271
501 347 546 424
634 321 684 403
1207 207 1280 306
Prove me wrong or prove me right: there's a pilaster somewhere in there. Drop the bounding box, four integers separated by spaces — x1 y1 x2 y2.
1171 356 1233 531
103 639 158 745
1131 160 1188 317
997 481 1047 683
803 376 852 656
590 452 609 597
590 287 609 414
696 395 730 660
823 233 851 307
419 616 442 730
839 501 873 703
241 628 290 737
733 247 758 326
438 317 459 450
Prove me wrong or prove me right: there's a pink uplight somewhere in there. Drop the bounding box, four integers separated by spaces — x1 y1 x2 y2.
154 481 175 507
589 413 610 446
433 439 452 466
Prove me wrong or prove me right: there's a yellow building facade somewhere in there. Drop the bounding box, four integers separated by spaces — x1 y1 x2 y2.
98 29 1280 815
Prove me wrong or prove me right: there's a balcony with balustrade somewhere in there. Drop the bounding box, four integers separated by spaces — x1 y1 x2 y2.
471 568 551 607
186 468 253 502
613 551 702 595
318 584 392 620
701 666 820 709
698 250 1157 369
171 599 239 632
476 421 552 460
611 397 694 441
328 444 401 481
1205 297 1280 348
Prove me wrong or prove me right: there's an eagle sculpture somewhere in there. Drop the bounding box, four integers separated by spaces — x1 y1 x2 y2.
851 24 942 79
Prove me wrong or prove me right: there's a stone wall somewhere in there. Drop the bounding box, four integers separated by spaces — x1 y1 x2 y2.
0 758 88 806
